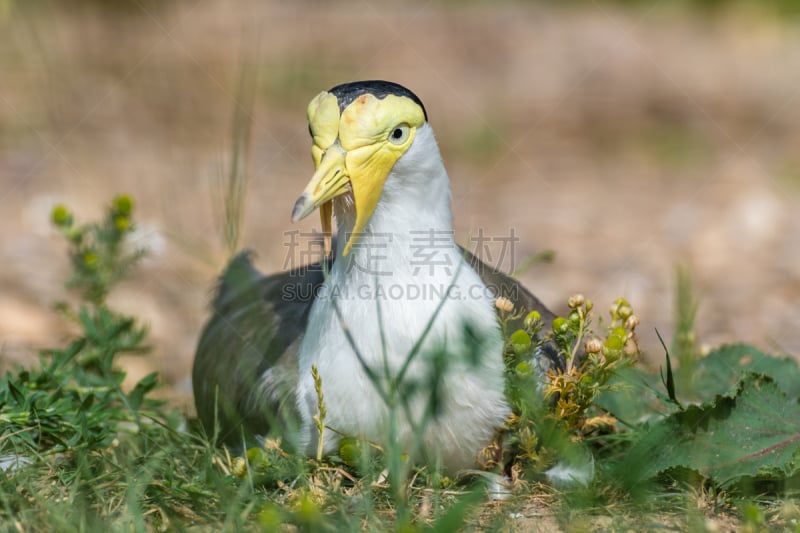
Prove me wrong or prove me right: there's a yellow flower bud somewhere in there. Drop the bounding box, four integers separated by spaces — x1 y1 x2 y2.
294 494 322 524
245 447 267 469
625 314 640 330
603 335 624 352
231 456 247 478
83 251 98 268
495 297 514 313
585 337 603 354
524 310 541 329
515 361 533 376
610 298 631 319
257 504 284 531
338 437 362 467
114 215 131 232
567 293 585 309
510 329 532 355
113 194 134 216
51 204 72 227
552 317 569 334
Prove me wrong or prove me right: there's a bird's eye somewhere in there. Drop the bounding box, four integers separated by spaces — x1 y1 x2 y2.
388 124 410 145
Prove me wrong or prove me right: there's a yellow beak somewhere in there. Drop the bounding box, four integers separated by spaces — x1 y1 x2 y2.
291 139 394 258
291 144 348 259
291 144 349 223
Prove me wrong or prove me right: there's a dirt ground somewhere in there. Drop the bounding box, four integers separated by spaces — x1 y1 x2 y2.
2 1 800 407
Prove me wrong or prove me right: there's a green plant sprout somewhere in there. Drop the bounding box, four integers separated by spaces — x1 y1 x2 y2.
51 195 146 306
501 294 639 439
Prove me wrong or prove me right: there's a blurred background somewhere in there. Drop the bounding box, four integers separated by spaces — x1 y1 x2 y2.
2 0 799 407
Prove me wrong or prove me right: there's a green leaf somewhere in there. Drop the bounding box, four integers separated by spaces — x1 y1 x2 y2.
597 343 799 427
689 343 800 400
78 307 99 341
613 374 800 488
593 366 673 427
6 379 26 407
128 372 158 410
44 338 86 372
656 329 680 407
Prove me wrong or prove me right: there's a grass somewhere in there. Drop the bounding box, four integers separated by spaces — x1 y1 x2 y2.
2 1 800 529
4 197 799 531
0 197 520 531
4 195 800 531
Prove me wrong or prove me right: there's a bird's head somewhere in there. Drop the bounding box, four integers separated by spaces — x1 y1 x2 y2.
291 80 427 257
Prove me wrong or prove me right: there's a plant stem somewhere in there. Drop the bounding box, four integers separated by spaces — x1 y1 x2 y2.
568 309 586 373
312 365 326 462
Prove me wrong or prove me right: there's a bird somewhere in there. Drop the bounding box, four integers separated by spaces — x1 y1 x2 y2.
193 80 560 473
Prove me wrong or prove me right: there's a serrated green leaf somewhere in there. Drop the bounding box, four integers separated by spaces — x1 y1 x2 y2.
598 343 799 427
689 343 800 400
613 374 800 488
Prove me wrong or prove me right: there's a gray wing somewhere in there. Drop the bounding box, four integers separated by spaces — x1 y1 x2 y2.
193 248 562 448
192 251 327 448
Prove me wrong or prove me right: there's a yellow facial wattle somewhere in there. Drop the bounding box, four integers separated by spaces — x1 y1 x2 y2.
292 90 426 257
